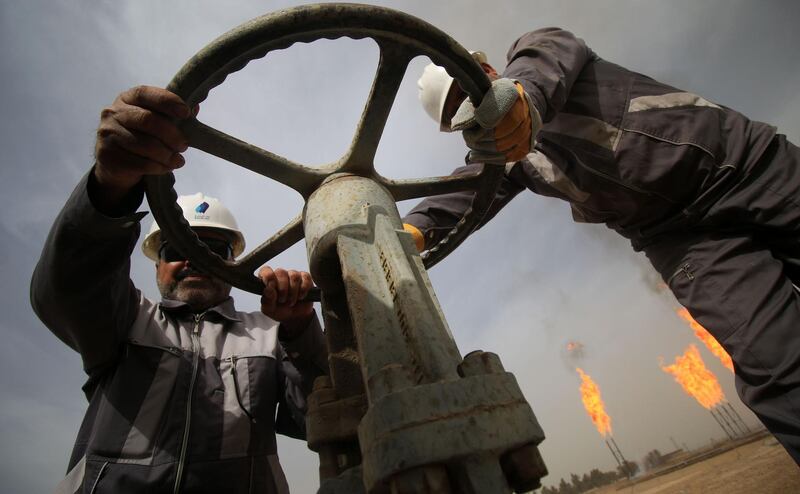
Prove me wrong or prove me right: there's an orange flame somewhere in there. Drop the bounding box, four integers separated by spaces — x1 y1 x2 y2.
677 308 733 372
576 368 612 437
661 345 725 409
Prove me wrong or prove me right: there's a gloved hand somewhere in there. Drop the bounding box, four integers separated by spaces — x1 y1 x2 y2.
451 78 541 164
402 223 425 252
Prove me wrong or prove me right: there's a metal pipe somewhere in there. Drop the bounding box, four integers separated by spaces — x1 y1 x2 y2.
610 437 628 464
714 405 739 438
608 437 631 478
726 402 752 434
605 439 623 469
720 402 747 436
709 408 735 440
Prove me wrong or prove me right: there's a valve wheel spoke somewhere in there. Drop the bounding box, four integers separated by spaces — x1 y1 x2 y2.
237 216 305 276
145 4 493 294
342 41 411 175
183 118 326 197
382 169 486 202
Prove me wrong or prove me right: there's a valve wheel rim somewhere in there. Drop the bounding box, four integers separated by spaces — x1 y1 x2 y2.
145 3 501 295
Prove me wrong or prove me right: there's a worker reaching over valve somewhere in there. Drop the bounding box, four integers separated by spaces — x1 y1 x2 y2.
403 27 800 465
30 86 328 493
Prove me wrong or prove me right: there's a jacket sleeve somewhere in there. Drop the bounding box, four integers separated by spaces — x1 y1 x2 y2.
274 313 328 439
503 27 596 123
402 29 592 246
30 169 147 374
402 163 525 249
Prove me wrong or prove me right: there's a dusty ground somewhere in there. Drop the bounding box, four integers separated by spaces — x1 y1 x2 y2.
589 433 800 494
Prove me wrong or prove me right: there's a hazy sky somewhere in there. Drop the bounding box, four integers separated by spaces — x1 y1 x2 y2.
3 1 800 492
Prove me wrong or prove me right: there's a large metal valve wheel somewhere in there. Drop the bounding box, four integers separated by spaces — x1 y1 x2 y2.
144 2 504 293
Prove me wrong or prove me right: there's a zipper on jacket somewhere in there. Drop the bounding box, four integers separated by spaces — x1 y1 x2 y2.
560 145 677 204
623 127 717 161
667 263 695 285
128 339 183 357
229 355 257 424
173 312 204 494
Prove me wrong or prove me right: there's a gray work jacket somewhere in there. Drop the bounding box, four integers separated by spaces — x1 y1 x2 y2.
405 28 777 250
30 173 328 493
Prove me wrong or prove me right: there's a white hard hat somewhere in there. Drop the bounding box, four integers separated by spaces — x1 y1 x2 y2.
142 193 246 261
417 51 488 131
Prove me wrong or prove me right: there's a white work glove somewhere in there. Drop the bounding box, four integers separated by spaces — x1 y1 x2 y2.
451 78 541 165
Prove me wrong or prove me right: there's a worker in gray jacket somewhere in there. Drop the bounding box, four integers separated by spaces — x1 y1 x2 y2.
31 86 328 493
403 27 800 464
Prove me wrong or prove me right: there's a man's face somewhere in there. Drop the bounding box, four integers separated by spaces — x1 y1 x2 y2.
156 229 233 311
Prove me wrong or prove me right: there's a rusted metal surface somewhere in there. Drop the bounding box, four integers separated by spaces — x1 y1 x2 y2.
356 373 544 492
306 376 367 479
304 172 545 493
306 377 367 447
389 466 451 494
141 3 547 492
501 443 549 492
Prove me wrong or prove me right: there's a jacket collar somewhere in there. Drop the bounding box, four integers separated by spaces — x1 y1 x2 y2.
159 296 242 323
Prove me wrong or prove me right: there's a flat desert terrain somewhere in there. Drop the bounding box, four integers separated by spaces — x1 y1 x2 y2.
589 432 799 494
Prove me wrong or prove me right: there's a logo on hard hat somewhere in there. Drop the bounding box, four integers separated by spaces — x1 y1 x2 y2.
194 201 211 220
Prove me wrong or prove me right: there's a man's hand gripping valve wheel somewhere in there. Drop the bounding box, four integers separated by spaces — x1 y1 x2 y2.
404 58 543 251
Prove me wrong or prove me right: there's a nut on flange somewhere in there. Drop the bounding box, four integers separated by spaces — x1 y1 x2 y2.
500 442 548 492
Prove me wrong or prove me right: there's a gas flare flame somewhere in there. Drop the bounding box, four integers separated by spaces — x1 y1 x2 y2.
661 344 725 409
677 308 733 372
576 367 612 437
